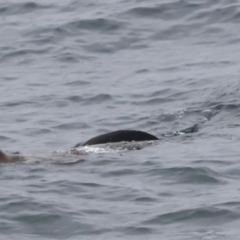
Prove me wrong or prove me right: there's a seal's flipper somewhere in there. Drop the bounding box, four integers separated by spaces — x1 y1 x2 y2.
74 130 159 147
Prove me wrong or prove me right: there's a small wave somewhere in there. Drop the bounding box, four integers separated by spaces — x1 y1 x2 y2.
124 1 240 25
1 100 35 108
142 206 239 225
100 168 138 177
65 18 124 33
193 159 232 166
25 25 72 46
53 122 90 130
0 48 50 64
123 226 154 235
64 80 90 86
134 196 157 203
131 97 175 106
66 94 113 105
23 128 53 137
148 166 224 184
188 4 240 24
210 103 240 111
124 1 200 20
55 52 79 63
0 135 11 141
83 42 114 54
1 197 89 237
0 2 53 16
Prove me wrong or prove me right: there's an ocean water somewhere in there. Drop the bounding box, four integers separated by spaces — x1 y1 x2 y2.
1 0 240 239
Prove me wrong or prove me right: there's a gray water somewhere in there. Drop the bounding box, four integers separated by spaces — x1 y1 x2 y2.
1 0 240 239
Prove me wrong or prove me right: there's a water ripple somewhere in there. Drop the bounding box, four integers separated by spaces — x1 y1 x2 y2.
125 1 200 20
0 2 53 16
148 166 225 184
65 18 125 33
142 206 240 225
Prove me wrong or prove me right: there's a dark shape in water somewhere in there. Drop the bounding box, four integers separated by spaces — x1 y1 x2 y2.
75 130 159 147
0 126 198 163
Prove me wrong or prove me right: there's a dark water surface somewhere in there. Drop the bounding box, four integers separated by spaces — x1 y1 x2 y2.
1 0 240 239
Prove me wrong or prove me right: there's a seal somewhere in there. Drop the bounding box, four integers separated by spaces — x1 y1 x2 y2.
74 130 159 147
0 125 200 163
0 130 158 163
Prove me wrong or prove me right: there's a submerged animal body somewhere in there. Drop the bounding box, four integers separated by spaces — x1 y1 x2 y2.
0 130 159 163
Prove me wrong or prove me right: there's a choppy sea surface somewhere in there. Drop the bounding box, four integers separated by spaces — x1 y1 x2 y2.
1 0 240 239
